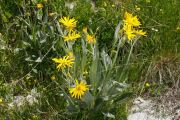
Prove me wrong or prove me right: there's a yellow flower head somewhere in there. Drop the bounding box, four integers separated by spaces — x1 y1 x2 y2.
145 82 150 87
86 34 96 44
63 31 81 42
52 54 74 70
124 12 141 27
59 17 77 30
67 52 74 59
69 80 89 99
122 11 147 40
37 3 44 9
134 30 147 36
83 27 88 34
123 24 136 40
50 75 56 81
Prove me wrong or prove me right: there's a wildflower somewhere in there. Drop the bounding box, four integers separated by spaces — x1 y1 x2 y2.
86 34 96 44
63 31 81 42
67 51 74 59
122 11 147 40
123 25 136 40
50 75 56 81
59 17 77 30
69 80 89 99
36 3 44 9
52 54 74 70
145 83 150 87
83 27 88 34
135 30 147 36
67 72 72 78
83 70 88 76
124 12 141 27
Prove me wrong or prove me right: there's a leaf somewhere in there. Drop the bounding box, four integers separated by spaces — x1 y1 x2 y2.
82 91 94 106
32 69 38 73
114 92 133 103
114 21 122 40
1 14 8 22
35 57 42 62
102 112 115 119
25 57 33 62
101 50 112 71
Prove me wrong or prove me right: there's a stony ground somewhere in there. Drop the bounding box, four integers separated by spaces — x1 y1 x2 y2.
128 89 180 120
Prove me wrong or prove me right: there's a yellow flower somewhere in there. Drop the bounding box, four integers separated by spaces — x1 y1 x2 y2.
124 12 141 27
122 11 147 40
59 17 77 30
123 25 136 40
63 31 81 41
86 34 96 44
83 27 88 34
145 83 150 87
83 70 88 76
50 75 56 81
134 30 147 36
67 52 74 59
66 72 72 78
36 3 44 9
69 80 89 99
52 55 74 70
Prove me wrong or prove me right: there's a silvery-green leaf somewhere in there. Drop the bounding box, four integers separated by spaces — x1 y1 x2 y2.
102 112 115 119
23 41 31 46
35 57 42 63
32 69 37 73
40 39 46 44
101 50 112 70
25 57 33 62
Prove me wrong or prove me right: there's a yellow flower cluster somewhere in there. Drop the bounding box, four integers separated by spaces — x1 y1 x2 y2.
53 17 96 100
59 16 81 42
123 12 146 40
69 80 89 99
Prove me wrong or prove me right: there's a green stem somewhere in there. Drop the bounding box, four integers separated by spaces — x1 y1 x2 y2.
118 39 137 81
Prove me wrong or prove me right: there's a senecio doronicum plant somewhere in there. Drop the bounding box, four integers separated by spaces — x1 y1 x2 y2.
52 11 146 118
